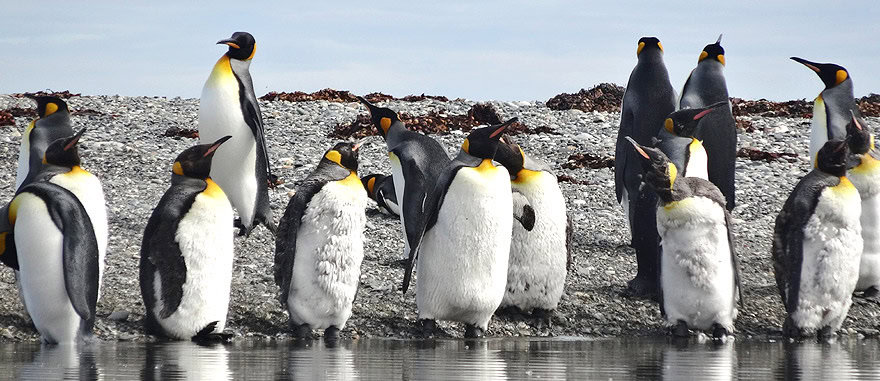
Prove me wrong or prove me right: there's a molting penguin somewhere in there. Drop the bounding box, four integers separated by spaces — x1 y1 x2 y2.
198 31 274 236
679 35 737 210
844 115 880 296
361 173 400 216
772 139 862 339
16 95 74 192
139 136 235 341
655 101 729 181
405 119 515 338
614 37 677 298
3 180 98 344
626 137 740 338
492 137 571 319
274 141 368 341
356 97 451 261
791 57 867 163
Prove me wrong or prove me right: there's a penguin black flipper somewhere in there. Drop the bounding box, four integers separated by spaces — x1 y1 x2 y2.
566 213 573 271
233 64 274 232
0 203 18 270
274 163 350 307
512 190 535 231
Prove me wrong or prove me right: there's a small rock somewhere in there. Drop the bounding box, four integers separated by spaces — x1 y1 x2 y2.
108 311 130 321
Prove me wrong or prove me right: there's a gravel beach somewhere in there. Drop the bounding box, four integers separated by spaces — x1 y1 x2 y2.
1 93 879 342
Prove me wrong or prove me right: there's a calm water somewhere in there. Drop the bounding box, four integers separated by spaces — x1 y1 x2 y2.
1 337 879 380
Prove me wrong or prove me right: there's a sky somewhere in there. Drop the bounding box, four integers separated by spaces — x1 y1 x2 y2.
1 1 878 102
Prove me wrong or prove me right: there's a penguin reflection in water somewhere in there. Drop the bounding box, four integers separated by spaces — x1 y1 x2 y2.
140 136 235 342
405 119 516 338
626 137 740 338
773 139 862 339
274 142 367 341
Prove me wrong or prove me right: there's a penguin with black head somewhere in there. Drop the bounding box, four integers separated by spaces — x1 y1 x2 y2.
843 114 880 296
16 95 74 192
655 101 729 181
360 173 399 216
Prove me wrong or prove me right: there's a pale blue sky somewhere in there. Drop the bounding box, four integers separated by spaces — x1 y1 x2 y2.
1 1 877 101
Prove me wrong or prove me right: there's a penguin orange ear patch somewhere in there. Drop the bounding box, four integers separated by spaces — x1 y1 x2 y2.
717 54 725 66
247 43 257 60
380 117 392 133
325 150 343 166
699 51 708 62
44 102 59 117
462 138 470 154
835 70 848 85
664 118 674 133
637 42 645 55
172 161 184 176
367 177 376 194
657 41 663 51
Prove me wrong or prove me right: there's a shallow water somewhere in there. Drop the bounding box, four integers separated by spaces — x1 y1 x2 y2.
1 337 879 380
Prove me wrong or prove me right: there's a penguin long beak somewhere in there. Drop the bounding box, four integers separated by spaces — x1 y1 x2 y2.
490 117 518 139
693 101 729 121
790 57 821 73
205 135 232 157
353 138 368 152
625 136 650 159
64 128 87 151
851 111 863 131
356 96 379 114
217 38 240 49
716 34 723 44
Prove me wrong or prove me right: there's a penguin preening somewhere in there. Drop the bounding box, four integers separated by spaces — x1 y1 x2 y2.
492 137 571 319
16 95 74 192
139 136 235 342
199 31 275 236
655 101 729 181
274 141 368 341
679 35 737 210
626 137 740 338
404 119 516 338
772 139 862 339
615 36 677 299
791 57 867 163
844 114 880 296
361 173 400 216
356 97 451 262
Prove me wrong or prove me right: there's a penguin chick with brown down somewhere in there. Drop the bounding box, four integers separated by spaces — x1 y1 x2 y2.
626 137 740 339
846 114 880 296
274 141 368 342
773 139 862 339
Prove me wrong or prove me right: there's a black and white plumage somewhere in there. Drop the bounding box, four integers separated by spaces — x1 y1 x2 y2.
361 173 400 216
843 116 880 294
15 95 75 192
140 137 235 341
274 142 367 340
772 139 862 338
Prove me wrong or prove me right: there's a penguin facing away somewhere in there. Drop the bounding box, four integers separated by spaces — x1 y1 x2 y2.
614 36 677 299
844 115 880 295
492 137 571 318
405 119 516 338
16 95 75 192
361 173 400 216
791 57 867 163
356 97 451 261
626 137 740 338
772 139 862 338
655 101 728 181
679 35 737 210
199 31 275 236
274 141 368 341
139 136 235 341
5 180 99 344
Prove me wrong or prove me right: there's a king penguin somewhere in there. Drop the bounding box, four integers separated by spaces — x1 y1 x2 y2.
356 97 451 262
3 180 99 344
199 31 274 236
361 173 400 216
772 139 862 339
492 136 571 320
404 119 516 338
614 37 677 298
139 136 235 341
16 95 74 192
274 141 368 341
626 137 740 338
679 35 737 210
791 57 867 163
655 101 729 181
843 114 880 296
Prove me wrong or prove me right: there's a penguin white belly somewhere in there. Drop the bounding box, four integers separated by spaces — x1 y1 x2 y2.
809 96 828 164
849 167 880 291
153 189 234 339
657 196 736 331
50 169 108 298
794 184 862 331
287 178 367 329
501 172 568 311
15 122 34 190
200 71 259 227
416 165 512 329
14 193 82 344
388 153 408 258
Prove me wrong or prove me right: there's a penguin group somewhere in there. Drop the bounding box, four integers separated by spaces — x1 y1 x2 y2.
0 30 877 345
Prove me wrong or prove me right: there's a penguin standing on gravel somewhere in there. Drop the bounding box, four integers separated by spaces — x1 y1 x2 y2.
679 35 737 210
361 173 400 216
16 95 74 191
843 115 880 296
614 37 677 298
140 136 235 342
404 119 516 338
274 142 368 341
772 139 862 339
199 31 274 236
356 97 451 262
492 138 571 320
791 57 867 162
626 137 740 338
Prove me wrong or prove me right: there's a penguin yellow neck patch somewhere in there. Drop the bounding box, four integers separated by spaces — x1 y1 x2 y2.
667 163 678 189
43 102 59 117
688 139 704 155
66 165 92 179
475 158 496 174
339 172 363 190
853 155 880 175
203 178 226 199
172 161 184 176
380 117 392 133
210 55 234 81
514 169 542 184
325 150 343 166
247 43 257 61
831 176 857 196
9 196 21 225
835 70 848 85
